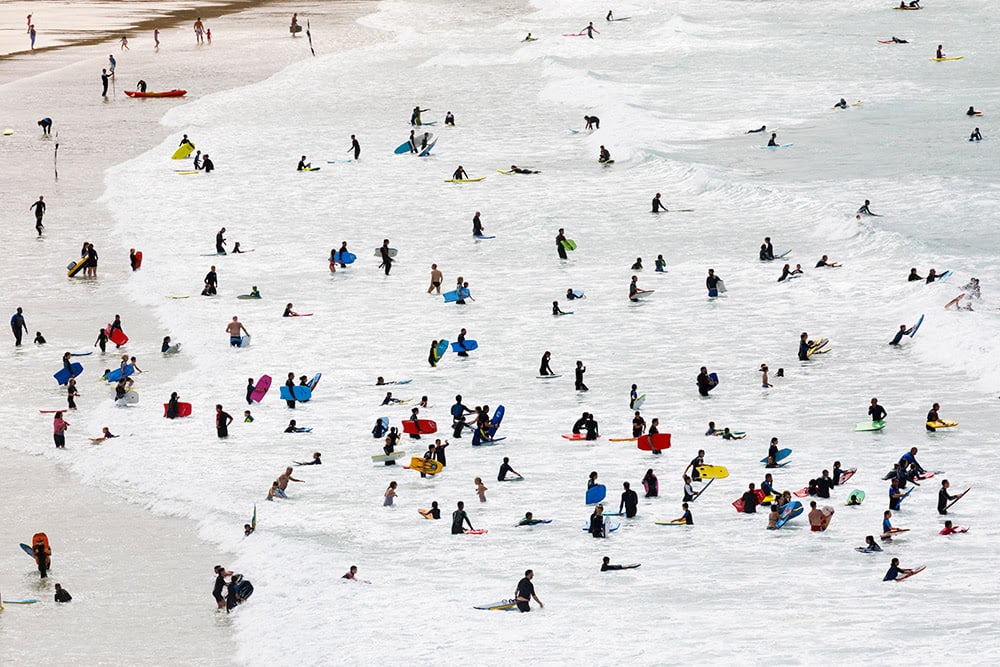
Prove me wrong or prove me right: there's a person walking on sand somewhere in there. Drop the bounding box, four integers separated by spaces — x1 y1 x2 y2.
226 316 249 347
120 35 129 50
194 17 205 44
154 29 160 50
29 24 37 50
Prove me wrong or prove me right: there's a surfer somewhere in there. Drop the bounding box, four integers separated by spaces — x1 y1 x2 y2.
589 505 606 538
631 258 643 270
767 132 778 147
940 520 968 535
633 412 647 438
889 324 915 346
598 145 612 163
967 106 981 116
606 10 614 20
655 255 666 272
970 128 982 141
29 195 46 236
696 368 716 396
215 227 227 254
515 570 543 612
452 165 469 180
202 266 218 296
379 239 394 276
572 412 590 435
456 328 471 357
619 482 639 518
451 501 474 534
778 264 792 282
101 69 111 97
297 155 311 171
419 502 441 520
834 98 848 109
629 275 644 301
226 316 249 347
891 36 908 43
907 268 923 282
552 301 569 315
652 192 667 212
673 503 694 525
508 165 539 174
583 22 599 38
798 332 811 361
215 405 233 438
760 237 775 260
936 45 944 59
411 106 430 126
883 558 916 581
539 351 554 376
741 485 759 514
566 289 584 300
472 212 484 237
858 199 879 216
815 254 840 267
10 307 28 346
202 154 214 173
282 303 301 317
575 361 588 391
556 228 569 259
938 479 959 515
498 457 521 481
54 583 72 602
746 125 766 133
705 268 722 297
869 397 887 422
429 340 439 367
685 450 706 482
445 111 455 125
584 115 600 129
348 134 361 160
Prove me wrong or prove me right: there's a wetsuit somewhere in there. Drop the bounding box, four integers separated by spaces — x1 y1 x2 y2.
515 577 535 612
883 565 901 581
216 409 231 437
869 404 887 422
618 489 639 519
680 509 693 525
696 372 713 396
556 232 568 260
202 157 214 173
166 398 179 419
642 471 658 497
938 487 957 514
589 512 606 538
651 196 667 212
451 509 472 534
472 214 483 237
815 476 834 499
741 490 758 513
215 231 226 254
285 378 296 409
10 311 27 345
101 71 110 96
498 461 515 481
898 451 924 475
204 270 218 295
54 588 72 602
584 417 599 440
351 137 361 159
706 274 721 296
601 563 624 571
379 246 393 276
30 198 46 234
452 168 468 180
631 415 645 438
683 481 695 502
599 147 611 162
575 366 588 391
689 455 704 481
33 543 50 578
571 416 587 434
798 339 810 361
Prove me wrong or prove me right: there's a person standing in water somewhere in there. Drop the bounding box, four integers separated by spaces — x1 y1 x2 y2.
451 500 474 534
472 211 485 237
652 193 667 212
226 316 249 347
348 134 361 160
514 570 543 612
30 195 46 236
556 228 569 260
583 22 600 38
575 360 588 391
10 307 28 346
379 239 393 276
215 405 233 438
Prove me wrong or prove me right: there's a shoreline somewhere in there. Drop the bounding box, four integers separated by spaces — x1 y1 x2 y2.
0 0 384 662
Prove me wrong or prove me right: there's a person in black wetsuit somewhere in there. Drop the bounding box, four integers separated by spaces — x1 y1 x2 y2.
705 269 722 297
498 457 520 481
696 367 716 396
203 266 218 295
452 165 469 180
686 450 706 483
348 134 361 160
937 479 958 515
869 397 887 422
166 392 181 419
455 328 471 357
575 361 588 391
213 565 232 609
767 133 778 147
10 307 28 346
383 428 400 466
445 111 455 126
215 227 227 254
509 165 539 174
598 145 611 163
589 505 606 538
632 411 646 438
284 372 297 409
760 237 775 260
741 484 759 514
101 69 111 97
746 125 766 133
815 470 834 498
379 239 393 276
889 324 914 345
907 268 923 282
891 36 908 44
472 212 485 237
584 414 600 440
515 570 543 612
38 117 53 135
642 469 658 497
651 192 667 212
970 128 982 142
571 412 590 435
556 228 568 259
54 583 72 602
858 200 879 216
619 482 638 518
451 501 473 534
584 115 600 130
798 332 811 361
451 395 471 437
29 196 46 236
202 154 215 173
419 501 441 519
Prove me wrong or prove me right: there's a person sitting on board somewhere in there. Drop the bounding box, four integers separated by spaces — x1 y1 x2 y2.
598 145 612 163
509 165 539 174
420 502 441 519
936 45 944 59
283 303 301 317
891 36 908 43
767 132 779 147
970 128 982 142
295 452 322 466
652 192 668 212
834 98 848 109
452 165 469 181
857 200 878 216
760 474 778 501
445 111 455 125
940 520 968 535
883 558 916 581
584 115 600 130
296 156 311 171
746 125 766 134
967 106 981 116
249 286 261 298
859 536 882 552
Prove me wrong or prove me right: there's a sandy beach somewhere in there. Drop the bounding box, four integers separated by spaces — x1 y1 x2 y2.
0 1 381 662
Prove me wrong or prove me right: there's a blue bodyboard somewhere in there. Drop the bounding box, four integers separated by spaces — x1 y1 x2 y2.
105 364 135 382
333 251 357 265
586 484 607 505
280 385 313 402
54 362 84 385
910 314 925 338
760 448 792 464
451 340 478 353
775 501 803 529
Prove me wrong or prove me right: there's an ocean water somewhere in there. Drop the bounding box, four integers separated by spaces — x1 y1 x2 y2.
6 0 1000 663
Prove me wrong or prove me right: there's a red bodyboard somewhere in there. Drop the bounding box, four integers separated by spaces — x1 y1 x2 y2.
637 433 671 451
402 419 437 434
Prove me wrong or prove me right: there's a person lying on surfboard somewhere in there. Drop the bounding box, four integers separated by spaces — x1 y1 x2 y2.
891 36 908 44
834 98 848 109
508 165 539 174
